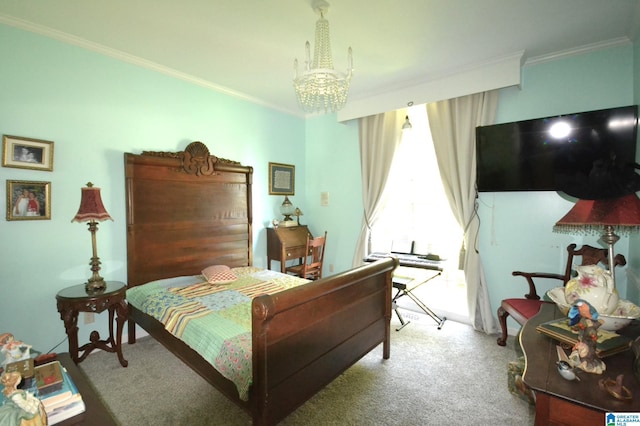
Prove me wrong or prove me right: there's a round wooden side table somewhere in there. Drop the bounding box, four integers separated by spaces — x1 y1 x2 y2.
56 281 128 367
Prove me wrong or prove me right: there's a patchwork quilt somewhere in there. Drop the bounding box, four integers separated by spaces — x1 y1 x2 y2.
127 267 309 401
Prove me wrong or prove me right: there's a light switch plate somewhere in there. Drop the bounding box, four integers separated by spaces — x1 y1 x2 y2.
320 192 329 206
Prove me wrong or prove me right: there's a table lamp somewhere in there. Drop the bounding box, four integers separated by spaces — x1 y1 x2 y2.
280 196 295 220
294 207 303 225
71 182 113 293
554 193 640 288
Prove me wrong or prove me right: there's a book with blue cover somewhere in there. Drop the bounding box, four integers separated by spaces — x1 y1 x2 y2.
34 359 64 396
42 366 82 410
47 399 86 425
34 360 85 424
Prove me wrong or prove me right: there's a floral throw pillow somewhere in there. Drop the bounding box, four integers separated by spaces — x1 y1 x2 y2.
202 265 238 284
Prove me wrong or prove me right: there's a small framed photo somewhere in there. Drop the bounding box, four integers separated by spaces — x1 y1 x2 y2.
269 162 295 195
6 180 51 221
2 135 54 171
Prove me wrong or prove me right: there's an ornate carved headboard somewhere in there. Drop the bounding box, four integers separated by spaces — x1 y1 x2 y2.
124 142 253 287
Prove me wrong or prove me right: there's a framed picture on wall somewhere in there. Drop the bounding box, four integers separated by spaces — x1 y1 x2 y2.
2 135 54 171
269 162 295 195
6 180 51 221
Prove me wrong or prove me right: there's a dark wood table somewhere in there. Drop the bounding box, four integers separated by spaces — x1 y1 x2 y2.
57 352 117 425
56 281 128 367
521 303 640 425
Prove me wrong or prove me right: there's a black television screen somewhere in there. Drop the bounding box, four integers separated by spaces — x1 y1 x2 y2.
475 105 638 193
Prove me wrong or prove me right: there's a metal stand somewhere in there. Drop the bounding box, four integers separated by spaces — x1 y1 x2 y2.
392 271 446 330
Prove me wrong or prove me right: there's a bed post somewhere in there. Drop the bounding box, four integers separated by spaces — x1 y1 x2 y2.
383 263 394 359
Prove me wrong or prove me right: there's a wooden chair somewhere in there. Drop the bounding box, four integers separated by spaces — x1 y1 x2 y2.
286 231 327 280
496 243 626 346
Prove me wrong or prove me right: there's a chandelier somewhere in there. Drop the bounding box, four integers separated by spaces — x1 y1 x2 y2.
293 0 353 114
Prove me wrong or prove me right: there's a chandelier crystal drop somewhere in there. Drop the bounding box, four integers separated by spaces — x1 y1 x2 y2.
293 0 353 114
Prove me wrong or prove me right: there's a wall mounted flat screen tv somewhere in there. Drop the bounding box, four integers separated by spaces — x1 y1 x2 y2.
475 105 638 192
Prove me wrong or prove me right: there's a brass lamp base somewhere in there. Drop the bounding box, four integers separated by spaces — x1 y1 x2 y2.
85 277 106 294
84 221 107 294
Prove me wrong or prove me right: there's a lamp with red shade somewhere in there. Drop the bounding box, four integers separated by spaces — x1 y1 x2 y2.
554 193 640 289
71 182 113 293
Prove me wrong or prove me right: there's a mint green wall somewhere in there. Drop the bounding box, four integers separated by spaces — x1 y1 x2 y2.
0 24 305 352
304 114 362 273
479 45 636 332
628 36 640 303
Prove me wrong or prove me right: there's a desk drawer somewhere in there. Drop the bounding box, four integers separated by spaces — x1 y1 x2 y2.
285 246 309 259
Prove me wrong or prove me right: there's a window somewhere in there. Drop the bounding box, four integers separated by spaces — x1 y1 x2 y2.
370 106 463 270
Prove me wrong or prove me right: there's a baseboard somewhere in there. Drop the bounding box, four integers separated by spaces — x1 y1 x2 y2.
122 324 149 344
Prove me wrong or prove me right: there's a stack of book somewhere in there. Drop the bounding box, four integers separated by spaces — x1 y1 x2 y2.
34 360 86 424
536 317 633 358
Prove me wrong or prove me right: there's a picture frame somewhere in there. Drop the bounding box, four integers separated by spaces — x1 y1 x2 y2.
2 135 54 171
6 180 51 221
269 162 295 195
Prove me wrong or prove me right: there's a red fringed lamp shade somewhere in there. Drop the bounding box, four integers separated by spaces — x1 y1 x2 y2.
71 184 113 223
554 193 640 288
554 194 640 235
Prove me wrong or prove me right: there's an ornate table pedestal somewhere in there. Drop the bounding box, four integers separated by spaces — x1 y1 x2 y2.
56 281 128 367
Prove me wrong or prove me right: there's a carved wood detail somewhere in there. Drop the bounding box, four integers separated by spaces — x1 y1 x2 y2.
142 141 240 176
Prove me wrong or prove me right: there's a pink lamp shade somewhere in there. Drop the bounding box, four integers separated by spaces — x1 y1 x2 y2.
71 183 113 223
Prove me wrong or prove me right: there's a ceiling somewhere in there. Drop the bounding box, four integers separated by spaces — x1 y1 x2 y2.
1 1 640 118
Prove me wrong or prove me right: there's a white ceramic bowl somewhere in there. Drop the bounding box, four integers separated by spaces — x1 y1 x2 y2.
546 287 640 331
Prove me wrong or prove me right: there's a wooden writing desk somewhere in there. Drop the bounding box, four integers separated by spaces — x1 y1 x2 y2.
266 225 313 273
521 303 640 425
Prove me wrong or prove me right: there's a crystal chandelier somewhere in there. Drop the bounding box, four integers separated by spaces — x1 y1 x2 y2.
293 0 353 114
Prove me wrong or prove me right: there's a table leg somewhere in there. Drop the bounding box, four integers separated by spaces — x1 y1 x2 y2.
114 299 128 367
74 302 128 367
107 305 116 347
59 307 80 363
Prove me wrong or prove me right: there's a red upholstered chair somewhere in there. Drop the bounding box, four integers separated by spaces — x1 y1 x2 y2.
496 243 626 346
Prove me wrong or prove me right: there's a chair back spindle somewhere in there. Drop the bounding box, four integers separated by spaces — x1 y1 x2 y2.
286 231 328 280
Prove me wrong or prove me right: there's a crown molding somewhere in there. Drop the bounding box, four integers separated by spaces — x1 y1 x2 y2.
337 52 524 123
0 15 303 118
524 37 632 66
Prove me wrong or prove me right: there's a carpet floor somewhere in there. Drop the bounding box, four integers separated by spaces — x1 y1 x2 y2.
80 316 535 425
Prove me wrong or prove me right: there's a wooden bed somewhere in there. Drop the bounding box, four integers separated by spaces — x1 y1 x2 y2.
124 142 397 425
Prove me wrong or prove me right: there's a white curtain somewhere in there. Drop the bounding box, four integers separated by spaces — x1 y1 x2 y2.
426 91 499 333
352 111 405 267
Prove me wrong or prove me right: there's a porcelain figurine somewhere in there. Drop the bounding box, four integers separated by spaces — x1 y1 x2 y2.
0 334 32 368
557 360 581 381
567 300 606 374
565 265 619 315
0 371 47 426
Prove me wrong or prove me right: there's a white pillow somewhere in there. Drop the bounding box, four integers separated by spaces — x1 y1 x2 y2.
201 265 238 284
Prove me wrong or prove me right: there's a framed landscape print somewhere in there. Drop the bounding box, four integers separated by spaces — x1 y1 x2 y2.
269 162 295 195
2 135 54 171
6 180 51 221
